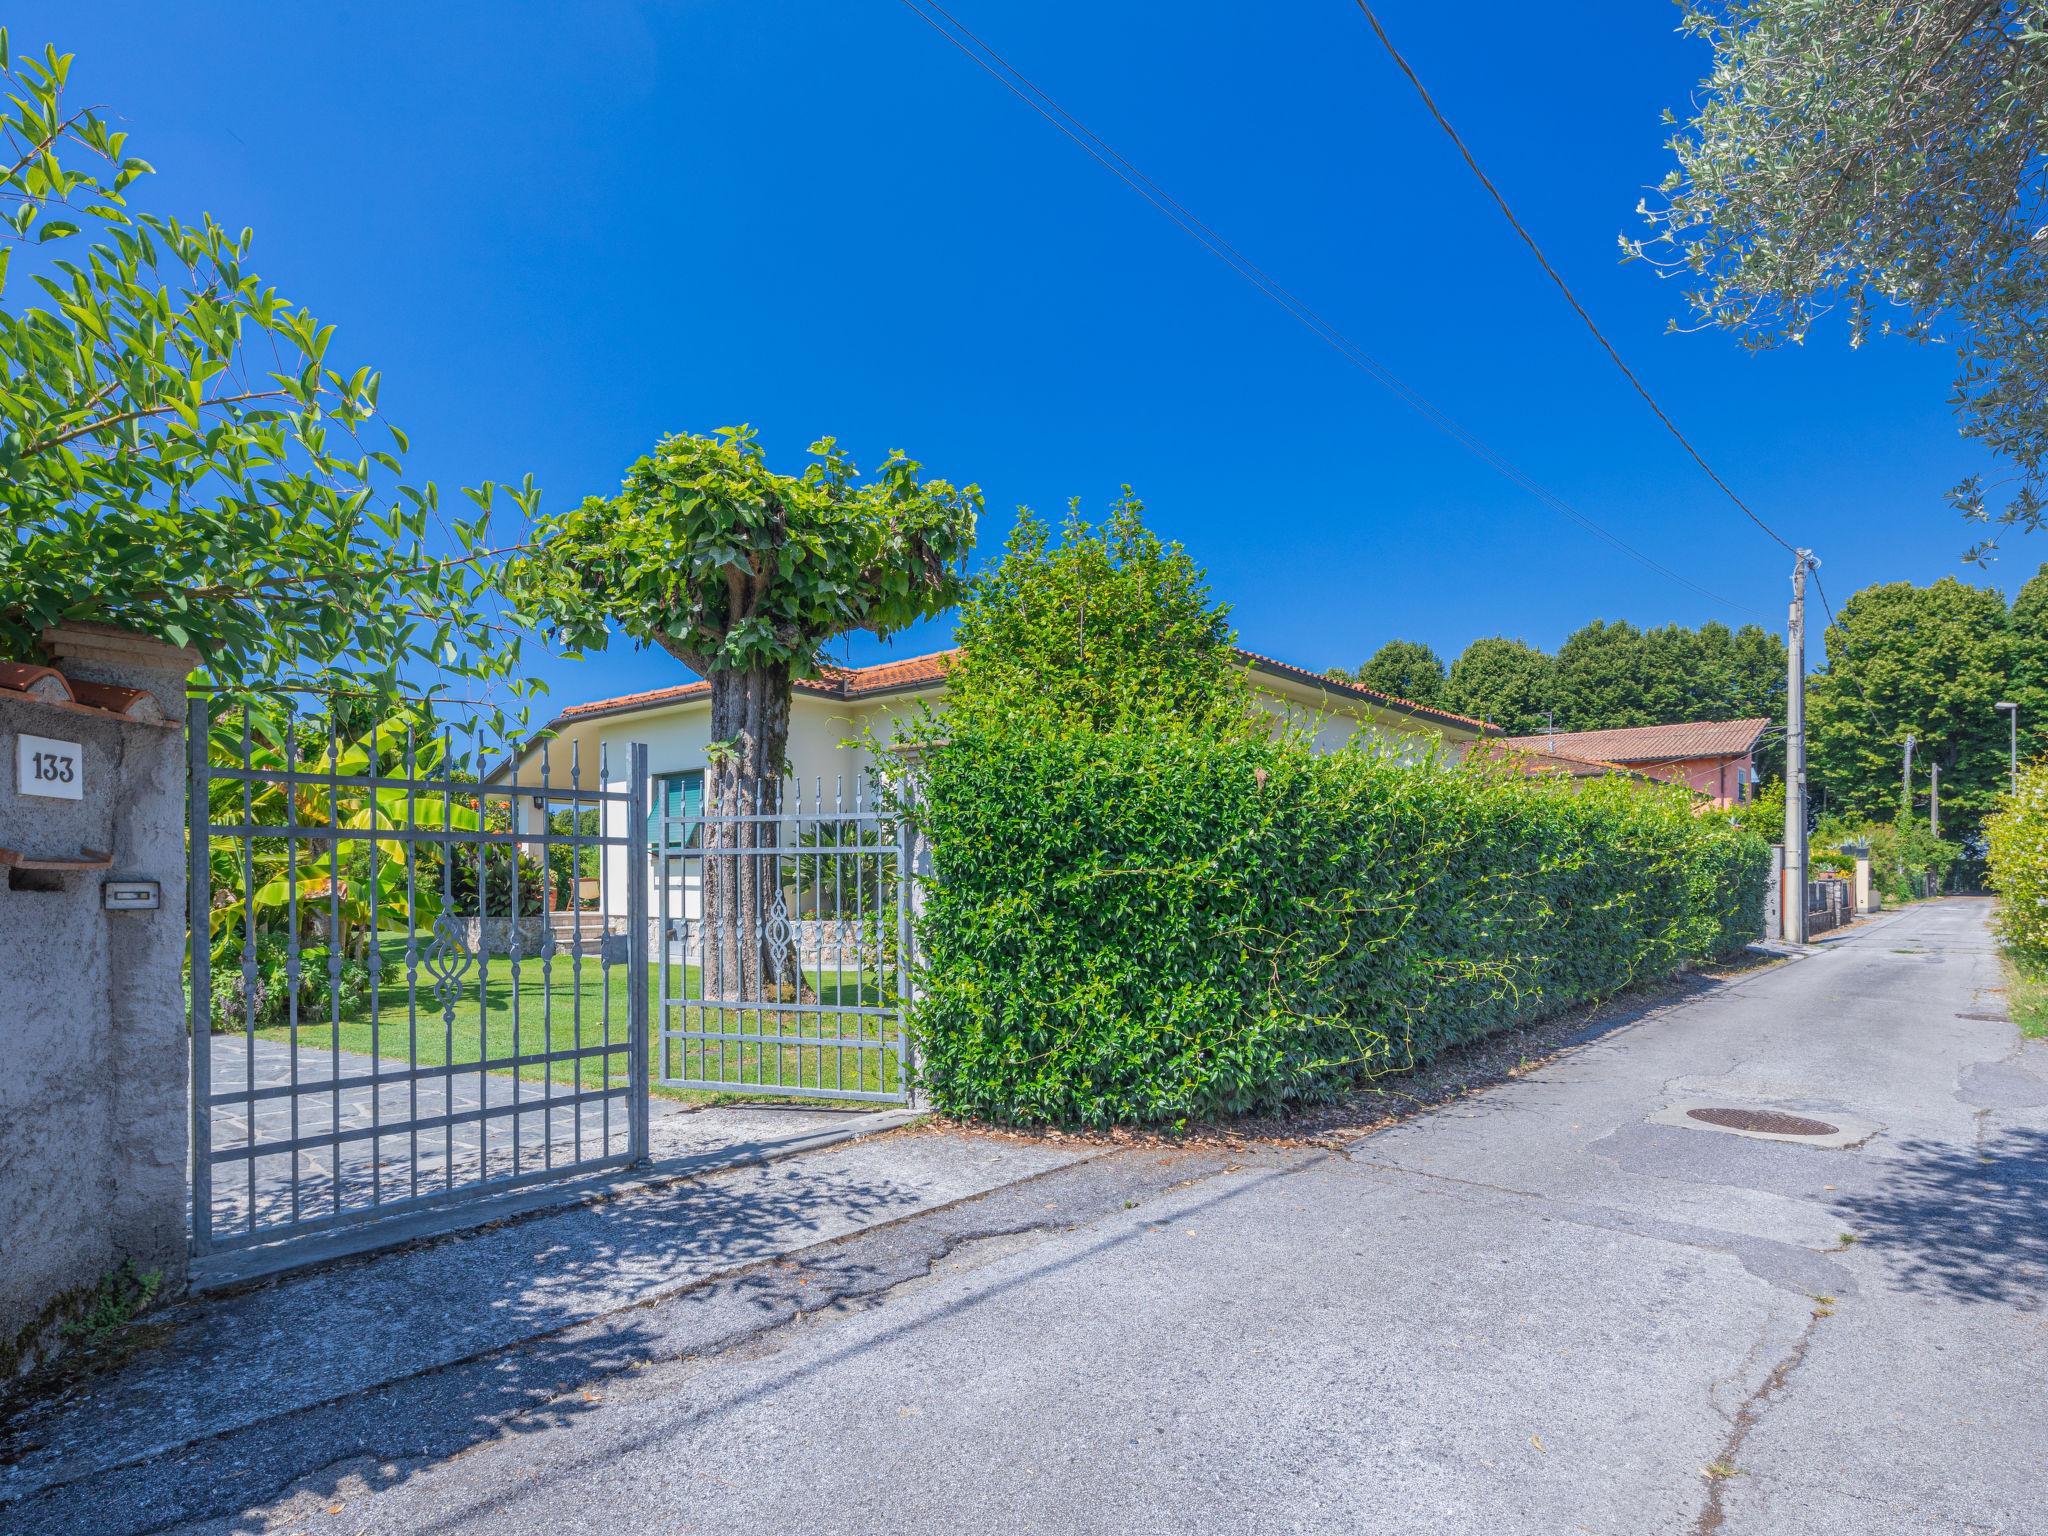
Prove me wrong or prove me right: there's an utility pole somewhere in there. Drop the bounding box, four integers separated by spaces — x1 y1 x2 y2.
1930 761 1940 840
1997 701 2018 796
1902 734 1916 815
1785 549 1816 944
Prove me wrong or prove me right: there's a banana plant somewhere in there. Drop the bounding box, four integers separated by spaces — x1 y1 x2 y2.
206 702 481 960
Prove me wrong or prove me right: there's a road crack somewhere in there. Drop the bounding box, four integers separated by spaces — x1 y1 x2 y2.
1691 1305 1826 1535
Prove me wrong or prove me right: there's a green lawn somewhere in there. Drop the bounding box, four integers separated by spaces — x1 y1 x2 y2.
253 934 908 1101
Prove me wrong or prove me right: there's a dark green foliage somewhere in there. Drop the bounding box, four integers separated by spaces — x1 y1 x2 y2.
1549 620 1785 739
208 936 373 1032
1809 577 2013 844
1332 640 1447 706
445 840 549 917
912 722 1770 1128
1444 636 1553 734
1551 620 1667 728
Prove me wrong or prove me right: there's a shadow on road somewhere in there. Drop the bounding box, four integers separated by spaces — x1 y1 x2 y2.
1836 1127 2048 1308
0 1155 918 1534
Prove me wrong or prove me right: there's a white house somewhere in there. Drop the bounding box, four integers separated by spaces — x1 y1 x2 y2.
492 646 1491 921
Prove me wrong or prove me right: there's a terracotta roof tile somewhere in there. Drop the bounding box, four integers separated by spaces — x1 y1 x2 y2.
0 658 176 728
0 661 74 704
559 679 710 719
1494 717 1770 763
1233 649 1492 731
548 645 1493 733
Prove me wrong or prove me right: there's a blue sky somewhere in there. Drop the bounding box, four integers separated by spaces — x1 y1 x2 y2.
19 1 2014 709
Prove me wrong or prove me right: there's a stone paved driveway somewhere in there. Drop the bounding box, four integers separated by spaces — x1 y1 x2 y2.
199 1037 848 1236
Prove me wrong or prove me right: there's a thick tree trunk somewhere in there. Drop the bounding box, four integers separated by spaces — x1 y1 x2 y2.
703 663 800 1008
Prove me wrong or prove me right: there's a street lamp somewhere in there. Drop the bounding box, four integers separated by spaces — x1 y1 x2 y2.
1996 701 2019 795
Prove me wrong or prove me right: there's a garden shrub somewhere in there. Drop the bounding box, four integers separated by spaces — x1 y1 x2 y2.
207 936 373 1032
1987 763 2048 953
909 721 1770 1127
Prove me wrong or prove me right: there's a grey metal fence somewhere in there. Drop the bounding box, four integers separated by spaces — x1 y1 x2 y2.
187 694 650 1263
655 773 911 1103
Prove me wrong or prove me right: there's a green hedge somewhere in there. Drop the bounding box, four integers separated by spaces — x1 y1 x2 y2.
1987 763 2048 953
909 723 1770 1127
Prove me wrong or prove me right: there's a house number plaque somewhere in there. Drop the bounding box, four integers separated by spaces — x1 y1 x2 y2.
16 734 84 801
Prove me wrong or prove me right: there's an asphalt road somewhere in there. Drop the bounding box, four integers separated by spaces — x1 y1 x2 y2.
11 898 2044 1535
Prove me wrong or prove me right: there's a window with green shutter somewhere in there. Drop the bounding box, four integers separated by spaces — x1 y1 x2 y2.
649 769 703 849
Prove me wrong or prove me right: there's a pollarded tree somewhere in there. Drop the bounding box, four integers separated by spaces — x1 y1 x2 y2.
513 427 980 996
1333 640 1447 707
0 34 527 702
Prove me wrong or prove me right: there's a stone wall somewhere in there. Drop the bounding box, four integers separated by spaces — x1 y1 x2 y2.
460 913 554 959
0 626 192 1378
653 916 894 968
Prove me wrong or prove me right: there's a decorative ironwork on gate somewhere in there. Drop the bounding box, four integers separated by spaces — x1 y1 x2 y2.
655 773 912 1103
187 694 650 1262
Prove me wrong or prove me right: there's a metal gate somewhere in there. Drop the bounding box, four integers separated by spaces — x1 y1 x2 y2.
187 693 651 1264
656 773 912 1103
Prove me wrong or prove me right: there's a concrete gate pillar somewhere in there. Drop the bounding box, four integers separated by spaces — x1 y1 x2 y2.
0 622 195 1379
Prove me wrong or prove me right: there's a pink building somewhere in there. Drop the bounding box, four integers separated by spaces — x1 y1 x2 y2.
1491 718 1770 808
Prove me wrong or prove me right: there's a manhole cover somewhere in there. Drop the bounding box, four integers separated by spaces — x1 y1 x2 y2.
1686 1106 1840 1137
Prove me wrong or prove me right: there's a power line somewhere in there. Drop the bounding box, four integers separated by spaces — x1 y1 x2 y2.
1349 1 1800 559
891 0 1768 622
1810 568 1840 631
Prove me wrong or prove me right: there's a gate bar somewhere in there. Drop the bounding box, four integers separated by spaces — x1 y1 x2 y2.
626 741 651 1164
187 691 213 1256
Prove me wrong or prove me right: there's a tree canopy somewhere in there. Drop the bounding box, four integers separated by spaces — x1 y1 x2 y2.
512 426 979 778
1632 1 2048 558
0 34 527 702
1443 637 1553 735
944 492 1253 738
1546 620 1784 742
1330 640 1447 706
1809 577 2014 840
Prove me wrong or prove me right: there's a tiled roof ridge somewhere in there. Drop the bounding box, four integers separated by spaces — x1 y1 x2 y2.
556 644 1496 732
557 648 963 719
1231 648 1492 731
1494 716 1771 761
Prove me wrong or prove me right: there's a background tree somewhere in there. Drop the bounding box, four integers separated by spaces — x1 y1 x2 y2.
2006 562 2048 760
0 34 526 701
1664 620 1788 777
1630 1 2048 558
944 493 1252 737
514 427 979 997
1443 637 1552 733
1808 578 2013 841
1330 639 1447 707
1551 620 1664 730
1539 618 1786 759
